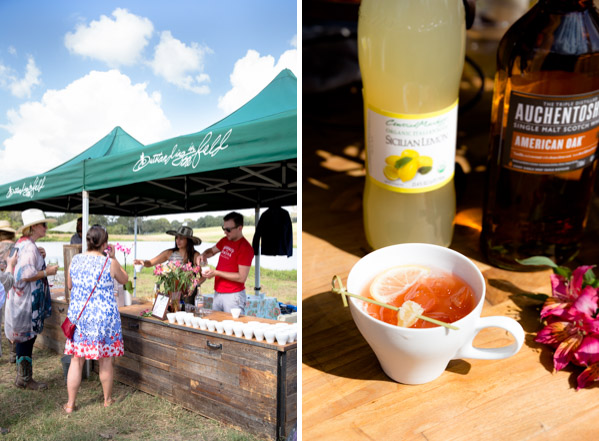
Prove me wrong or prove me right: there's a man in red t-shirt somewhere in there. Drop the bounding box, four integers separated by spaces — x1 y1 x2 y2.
199 212 254 313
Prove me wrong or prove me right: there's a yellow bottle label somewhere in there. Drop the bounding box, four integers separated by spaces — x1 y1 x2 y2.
365 101 457 193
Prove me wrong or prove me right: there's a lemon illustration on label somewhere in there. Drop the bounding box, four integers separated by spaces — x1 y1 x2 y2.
384 149 432 183
417 156 433 175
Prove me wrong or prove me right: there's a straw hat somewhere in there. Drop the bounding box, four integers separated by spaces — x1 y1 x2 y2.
166 226 201 245
18 209 57 232
0 220 16 234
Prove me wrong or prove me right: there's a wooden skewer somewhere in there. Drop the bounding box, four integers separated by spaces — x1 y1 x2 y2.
331 275 459 330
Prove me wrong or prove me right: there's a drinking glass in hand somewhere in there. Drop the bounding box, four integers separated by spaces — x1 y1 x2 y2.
47 258 59 286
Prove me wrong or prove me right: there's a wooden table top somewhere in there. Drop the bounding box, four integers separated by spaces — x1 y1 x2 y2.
302 84 599 440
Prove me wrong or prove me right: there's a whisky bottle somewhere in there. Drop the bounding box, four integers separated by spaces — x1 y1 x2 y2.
481 0 599 270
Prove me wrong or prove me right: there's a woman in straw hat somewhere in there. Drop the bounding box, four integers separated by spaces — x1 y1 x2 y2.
134 226 205 303
4 209 58 390
0 220 18 361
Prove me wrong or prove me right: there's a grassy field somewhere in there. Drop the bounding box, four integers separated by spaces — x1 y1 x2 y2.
0 333 261 440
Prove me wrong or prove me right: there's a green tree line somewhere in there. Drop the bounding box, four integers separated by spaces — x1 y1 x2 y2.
0 210 297 235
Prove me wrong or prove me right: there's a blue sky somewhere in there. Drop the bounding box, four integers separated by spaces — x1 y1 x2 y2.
0 0 297 186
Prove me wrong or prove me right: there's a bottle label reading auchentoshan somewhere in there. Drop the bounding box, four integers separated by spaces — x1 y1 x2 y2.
365 101 457 193
502 90 599 174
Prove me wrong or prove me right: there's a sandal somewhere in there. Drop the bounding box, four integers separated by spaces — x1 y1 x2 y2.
63 404 75 414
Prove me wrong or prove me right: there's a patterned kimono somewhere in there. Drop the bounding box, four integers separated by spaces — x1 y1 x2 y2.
4 237 51 343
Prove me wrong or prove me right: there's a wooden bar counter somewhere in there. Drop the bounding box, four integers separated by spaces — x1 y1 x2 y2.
37 295 296 440
302 84 599 440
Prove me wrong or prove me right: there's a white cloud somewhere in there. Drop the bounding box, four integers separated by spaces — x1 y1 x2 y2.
0 56 41 98
64 8 153 67
290 35 297 48
9 56 42 98
8 46 17 55
0 70 171 185
217 47 297 114
149 31 212 94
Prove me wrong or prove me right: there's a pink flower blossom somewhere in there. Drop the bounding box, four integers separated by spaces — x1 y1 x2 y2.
533 262 599 389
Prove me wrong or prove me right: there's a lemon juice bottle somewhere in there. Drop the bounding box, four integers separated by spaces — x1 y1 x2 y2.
358 0 466 249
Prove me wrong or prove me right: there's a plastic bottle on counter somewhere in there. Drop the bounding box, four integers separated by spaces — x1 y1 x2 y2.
481 0 599 270
357 0 467 249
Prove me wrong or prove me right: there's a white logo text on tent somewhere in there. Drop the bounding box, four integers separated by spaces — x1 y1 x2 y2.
132 129 232 172
6 176 46 199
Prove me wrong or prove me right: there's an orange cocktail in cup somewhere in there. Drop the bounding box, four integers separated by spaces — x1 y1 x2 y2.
362 265 476 328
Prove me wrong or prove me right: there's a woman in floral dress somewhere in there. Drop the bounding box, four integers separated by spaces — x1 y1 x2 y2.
64 225 128 413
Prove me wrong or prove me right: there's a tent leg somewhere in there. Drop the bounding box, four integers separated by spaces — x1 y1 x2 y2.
133 216 138 297
82 190 91 379
82 191 89 253
254 205 261 297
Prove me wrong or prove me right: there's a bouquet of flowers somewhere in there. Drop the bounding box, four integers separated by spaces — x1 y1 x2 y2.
521 256 599 389
153 260 202 295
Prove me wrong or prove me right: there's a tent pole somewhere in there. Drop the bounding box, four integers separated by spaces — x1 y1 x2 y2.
82 190 91 379
254 205 261 297
82 191 89 253
133 216 138 297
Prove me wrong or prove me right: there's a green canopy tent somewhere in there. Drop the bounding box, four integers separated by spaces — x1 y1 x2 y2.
0 68 297 295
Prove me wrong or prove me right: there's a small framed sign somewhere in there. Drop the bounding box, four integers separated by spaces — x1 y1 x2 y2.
151 293 171 320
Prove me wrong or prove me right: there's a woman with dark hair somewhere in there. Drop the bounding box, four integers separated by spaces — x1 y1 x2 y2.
63 224 128 413
134 225 202 267
134 226 205 303
5 209 58 390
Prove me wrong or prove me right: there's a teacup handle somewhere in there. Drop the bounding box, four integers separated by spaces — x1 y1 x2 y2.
453 316 525 360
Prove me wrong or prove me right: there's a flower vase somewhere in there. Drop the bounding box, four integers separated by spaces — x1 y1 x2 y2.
170 291 182 312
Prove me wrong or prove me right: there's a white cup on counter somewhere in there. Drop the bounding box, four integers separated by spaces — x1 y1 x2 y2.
276 330 289 345
167 313 176 324
254 326 265 342
242 324 254 339
215 321 225 334
264 328 276 344
233 322 244 337
223 321 234 335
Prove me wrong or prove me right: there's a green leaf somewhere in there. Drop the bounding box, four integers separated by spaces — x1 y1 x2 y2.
555 267 571 279
394 157 412 169
583 268 598 287
124 281 134 294
418 166 432 175
516 256 558 268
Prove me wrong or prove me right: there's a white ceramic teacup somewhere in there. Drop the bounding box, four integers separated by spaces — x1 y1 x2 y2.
183 314 193 326
166 313 176 324
288 329 297 342
242 324 254 339
175 311 186 325
347 243 525 385
207 320 216 332
198 318 207 330
231 307 242 319
275 330 289 345
233 322 244 338
253 326 265 341
191 317 200 328
215 321 225 333
264 328 276 344
223 322 234 336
